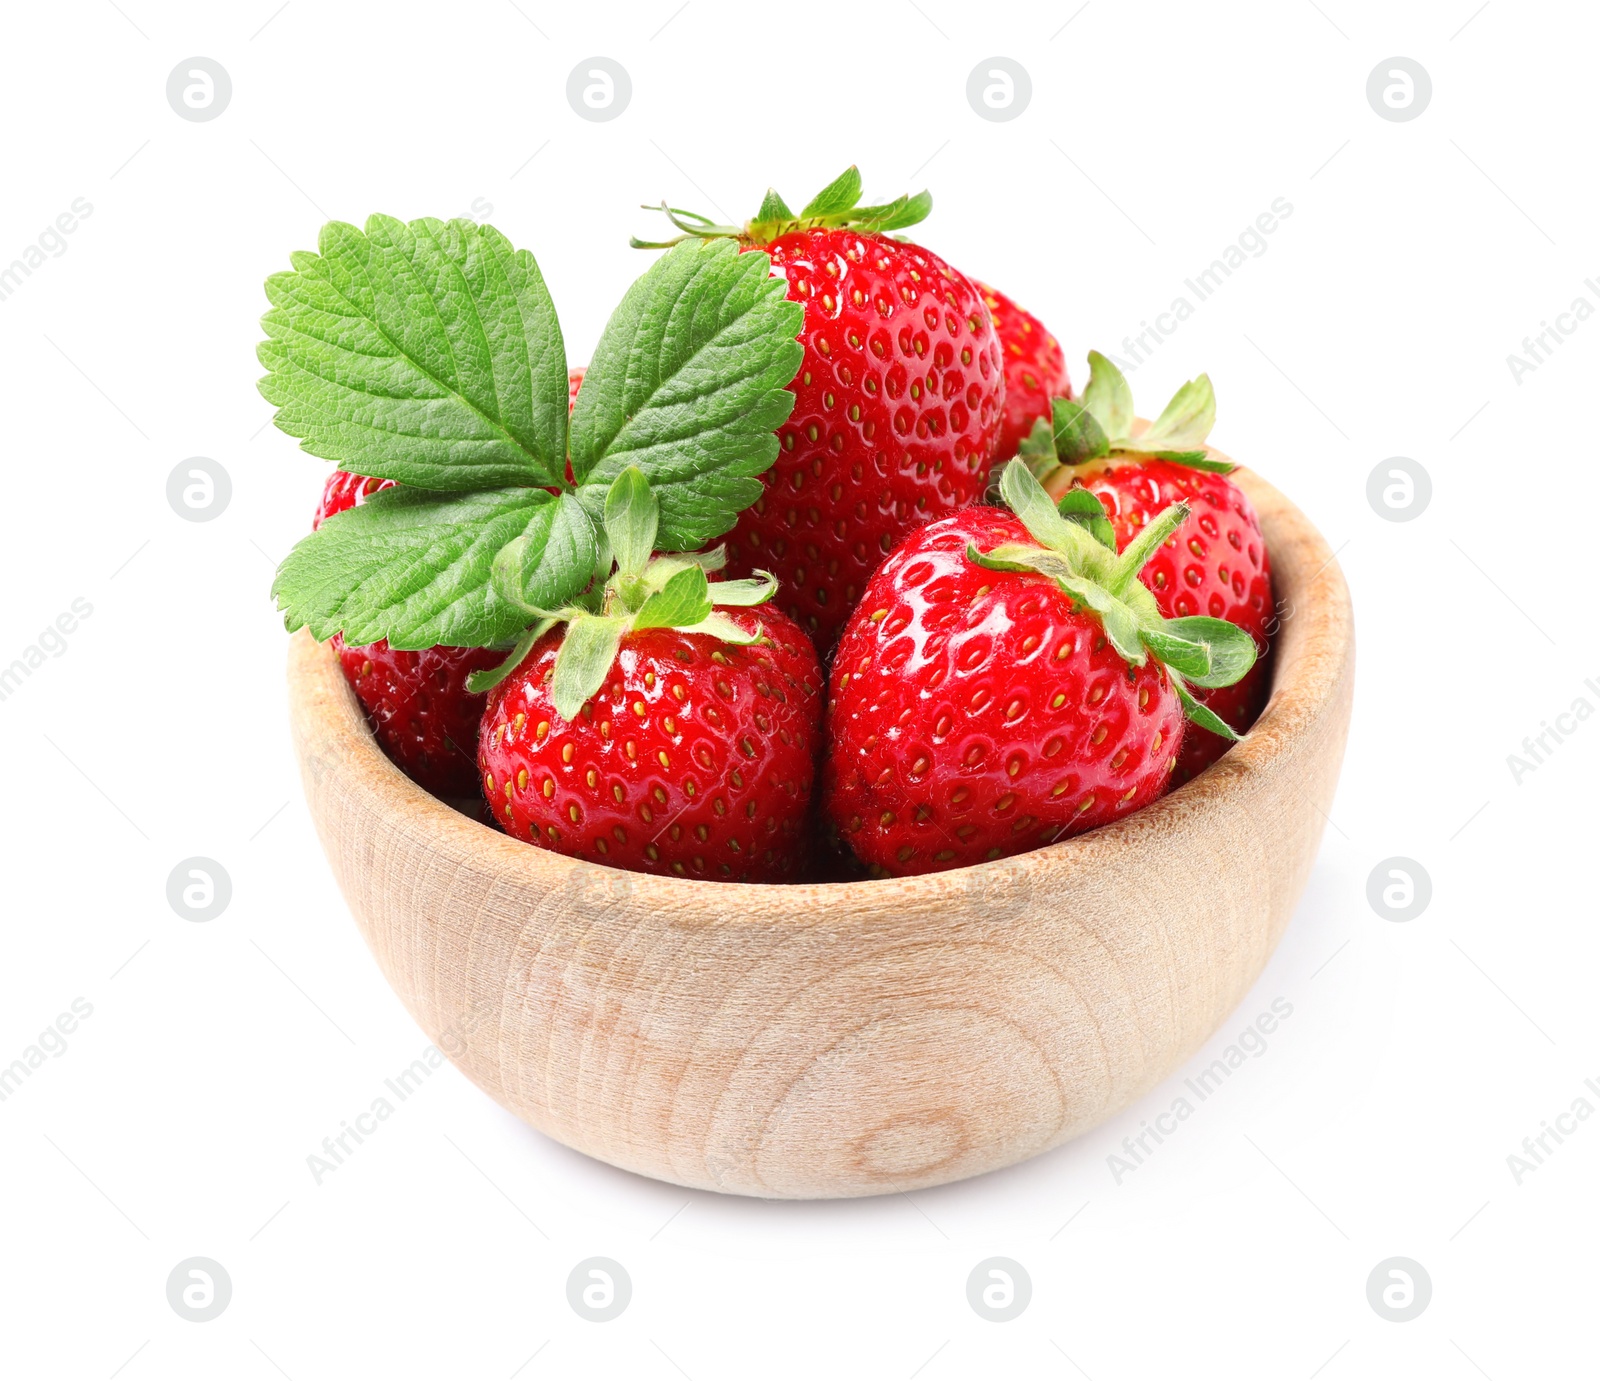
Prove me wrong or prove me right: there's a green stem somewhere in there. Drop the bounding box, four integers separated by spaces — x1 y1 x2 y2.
630 203 744 250
1109 501 1190 599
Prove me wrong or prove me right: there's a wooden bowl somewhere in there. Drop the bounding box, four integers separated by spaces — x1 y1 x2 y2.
287 466 1353 1199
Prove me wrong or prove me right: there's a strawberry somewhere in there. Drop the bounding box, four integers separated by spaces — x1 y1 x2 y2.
824 460 1258 876
475 469 822 880
978 281 1071 461
333 639 503 798
313 468 394 528
633 167 1005 649
1020 353 1273 779
309 366 591 799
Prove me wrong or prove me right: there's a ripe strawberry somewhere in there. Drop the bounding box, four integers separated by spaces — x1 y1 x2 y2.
476 468 822 880
313 469 393 528
332 639 502 797
1075 460 1269 782
978 281 1071 460
825 460 1257 876
1022 353 1273 779
310 366 591 799
634 167 1005 649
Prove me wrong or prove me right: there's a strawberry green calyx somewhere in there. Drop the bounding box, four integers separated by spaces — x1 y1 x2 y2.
969 460 1258 739
1018 350 1234 483
630 165 933 250
467 468 777 720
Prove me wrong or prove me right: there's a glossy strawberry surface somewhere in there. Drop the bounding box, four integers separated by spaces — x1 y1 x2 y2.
480 606 822 881
720 229 1005 649
333 639 502 797
978 281 1071 460
312 469 394 529
1058 457 1273 779
825 508 1184 876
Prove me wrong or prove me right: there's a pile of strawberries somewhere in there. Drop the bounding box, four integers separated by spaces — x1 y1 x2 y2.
270 169 1274 882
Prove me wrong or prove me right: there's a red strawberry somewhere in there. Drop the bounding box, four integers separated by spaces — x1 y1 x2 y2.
312 468 394 528
978 281 1071 460
1070 459 1269 781
825 460 1258 876
634 168 1005 649
481 607 820 880
333 639 503 797
476 468 823 880
311 366 591 799
1023 353 1273 780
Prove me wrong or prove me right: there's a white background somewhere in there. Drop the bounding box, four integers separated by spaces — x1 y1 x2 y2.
1 0 1594 1376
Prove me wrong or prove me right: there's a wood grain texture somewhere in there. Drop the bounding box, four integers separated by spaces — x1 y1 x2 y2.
287 464 1354 1198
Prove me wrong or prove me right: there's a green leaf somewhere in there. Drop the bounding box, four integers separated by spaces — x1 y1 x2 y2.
1172 677 1240 741
640 548 728 591
998 459 1103 568
707 572 778 606
852 190 933 234
588 530 614 593
273 486 568 650
679 611 766 644
258 216 569 491
965 541 1068 577
755 188 794 224
1138 374 1216 452
490 491 598 615
1053 574 1146 666
1144 449 1236 473
692 546 729 574
568 238 804 548
1138 626 1212 679
602 467 659 579
1082 350 1134 440
465 617 558 694
1109 500 1191 598
1048 398 1111 467
801 166 862 218
550 614 626 721
1000 458 1067 540
1017 415 1060 476
1162 616 1258 688
1055 487 1117 550
633 564 713 630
